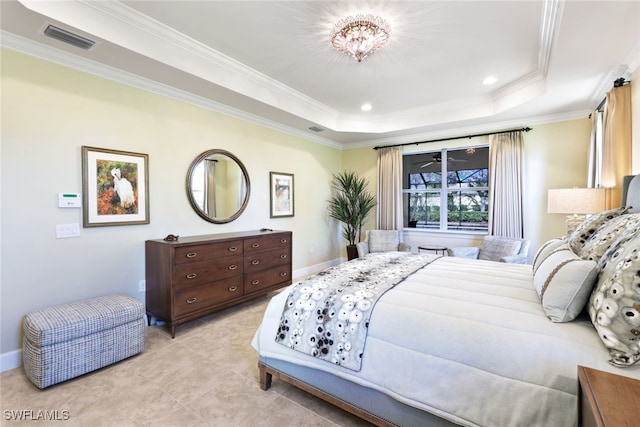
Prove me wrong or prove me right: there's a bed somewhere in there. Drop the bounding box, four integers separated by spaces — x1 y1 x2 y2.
252 178 640 427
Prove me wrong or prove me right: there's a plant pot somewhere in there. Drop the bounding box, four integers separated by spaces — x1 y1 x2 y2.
346 245 358 261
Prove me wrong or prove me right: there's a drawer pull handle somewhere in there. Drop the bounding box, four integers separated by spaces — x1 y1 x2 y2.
280 254 287 259
228 264 238 270
228 285 238 292
186 297 197 304
280 239 287 243
280 272 288 277
252 243 260 248
251 260 260 265
228 246 238 252
251 279 260 285
186 252 197 258
186 273 197 279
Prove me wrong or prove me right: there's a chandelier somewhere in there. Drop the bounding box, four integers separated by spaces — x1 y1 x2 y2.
330 14 390 62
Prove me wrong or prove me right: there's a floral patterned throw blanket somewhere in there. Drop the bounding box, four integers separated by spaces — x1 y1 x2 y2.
275 252 440 371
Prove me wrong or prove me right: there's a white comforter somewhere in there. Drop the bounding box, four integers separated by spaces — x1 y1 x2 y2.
252 256 640 427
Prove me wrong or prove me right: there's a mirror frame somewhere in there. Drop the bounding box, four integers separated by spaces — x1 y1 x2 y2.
186 149 251 224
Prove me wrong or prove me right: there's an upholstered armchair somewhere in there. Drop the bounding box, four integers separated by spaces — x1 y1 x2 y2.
447 235 530 264
356 230 411 258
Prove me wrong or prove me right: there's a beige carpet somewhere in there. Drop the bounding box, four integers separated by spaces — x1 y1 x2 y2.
0 292 372 426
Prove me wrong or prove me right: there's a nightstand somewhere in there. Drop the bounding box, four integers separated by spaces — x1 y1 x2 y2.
577 365 640 427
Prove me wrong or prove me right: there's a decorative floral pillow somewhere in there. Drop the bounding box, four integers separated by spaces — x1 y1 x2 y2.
588 226 640 367
568 207 628 254
578 213 640 264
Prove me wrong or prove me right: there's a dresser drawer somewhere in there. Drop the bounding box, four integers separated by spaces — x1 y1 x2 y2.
174 240 243 264
174 279 243 317
174 255 243 288
244 233 291 254
245 248 290 273
245 265 291 294
146 230 291 337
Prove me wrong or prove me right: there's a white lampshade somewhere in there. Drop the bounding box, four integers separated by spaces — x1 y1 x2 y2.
547 188 606 214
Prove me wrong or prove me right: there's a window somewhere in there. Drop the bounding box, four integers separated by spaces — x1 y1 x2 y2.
403 147 489 231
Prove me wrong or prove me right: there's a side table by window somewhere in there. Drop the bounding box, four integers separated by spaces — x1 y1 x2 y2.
418 245 447 255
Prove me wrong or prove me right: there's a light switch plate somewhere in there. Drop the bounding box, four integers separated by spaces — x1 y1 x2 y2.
56 223 80 238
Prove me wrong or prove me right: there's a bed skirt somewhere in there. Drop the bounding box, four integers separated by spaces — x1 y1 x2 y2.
258 356 459 427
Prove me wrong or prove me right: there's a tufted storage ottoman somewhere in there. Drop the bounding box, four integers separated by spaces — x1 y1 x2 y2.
23 294 145 389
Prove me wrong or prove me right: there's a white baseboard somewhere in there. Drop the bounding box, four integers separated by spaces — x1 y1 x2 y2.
293 258 342 281
1 349 22 373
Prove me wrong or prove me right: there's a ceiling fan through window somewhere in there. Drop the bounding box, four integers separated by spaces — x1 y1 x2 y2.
417 153 469 168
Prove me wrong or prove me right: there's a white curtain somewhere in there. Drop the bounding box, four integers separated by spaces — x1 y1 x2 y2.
587 110 603 188
376 147 403 234
488 131 524 238
601 84 632 208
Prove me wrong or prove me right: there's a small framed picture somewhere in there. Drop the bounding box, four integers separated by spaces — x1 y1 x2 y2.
82 146 149 227
270 172 294 218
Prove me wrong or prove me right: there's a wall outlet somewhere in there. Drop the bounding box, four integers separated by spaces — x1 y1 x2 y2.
138 280 146 293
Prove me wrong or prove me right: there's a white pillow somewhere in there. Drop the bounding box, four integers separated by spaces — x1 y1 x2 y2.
532 238 567 273
533 249 598 322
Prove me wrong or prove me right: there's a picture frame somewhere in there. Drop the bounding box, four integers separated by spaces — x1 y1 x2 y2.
82 146 149 227
270 172 294 218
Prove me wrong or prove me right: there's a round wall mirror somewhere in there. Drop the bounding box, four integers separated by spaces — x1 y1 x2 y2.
186 149 250 224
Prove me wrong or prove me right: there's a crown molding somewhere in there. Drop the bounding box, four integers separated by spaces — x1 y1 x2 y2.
345 109 589 150
1 30 342 150
490 0 562 106
18 0 339 127
588 37 640 108
2 29 590 152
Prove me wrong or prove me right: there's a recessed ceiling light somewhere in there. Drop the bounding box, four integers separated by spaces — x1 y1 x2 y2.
361 103 372 111
482 76 497 85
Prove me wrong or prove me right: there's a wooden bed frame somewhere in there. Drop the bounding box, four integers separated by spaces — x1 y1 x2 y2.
259 361 394 426
258 358 457 427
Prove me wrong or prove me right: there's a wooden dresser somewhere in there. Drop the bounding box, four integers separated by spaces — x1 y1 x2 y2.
145 230 292 337
578 365 640 427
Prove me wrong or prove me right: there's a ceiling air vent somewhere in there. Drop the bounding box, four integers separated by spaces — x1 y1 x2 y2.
308 126 326 132
43 24 96 50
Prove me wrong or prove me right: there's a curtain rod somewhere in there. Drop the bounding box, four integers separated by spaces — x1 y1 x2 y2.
591 77 630 116
373 127 532 150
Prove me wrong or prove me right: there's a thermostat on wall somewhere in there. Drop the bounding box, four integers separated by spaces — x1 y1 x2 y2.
58 193 81 208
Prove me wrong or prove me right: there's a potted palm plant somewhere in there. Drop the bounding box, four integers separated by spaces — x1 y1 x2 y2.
328 171 377 260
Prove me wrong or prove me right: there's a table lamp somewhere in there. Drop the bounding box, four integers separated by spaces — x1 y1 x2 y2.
547 188 606 235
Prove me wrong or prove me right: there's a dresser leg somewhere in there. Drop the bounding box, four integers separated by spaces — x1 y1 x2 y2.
170 323 176 339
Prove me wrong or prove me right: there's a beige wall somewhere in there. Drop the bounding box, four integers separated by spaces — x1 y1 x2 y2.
2 47 638 368
0 50 343 360
341 147 379 242
522 119 592 253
